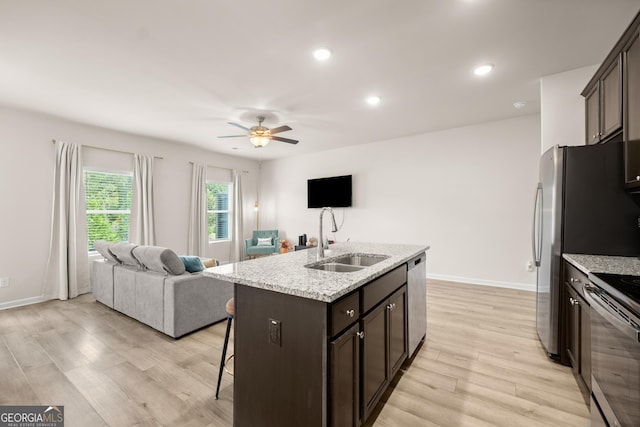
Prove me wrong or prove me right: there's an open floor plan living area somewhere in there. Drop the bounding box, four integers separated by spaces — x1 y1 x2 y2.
2 1 640 426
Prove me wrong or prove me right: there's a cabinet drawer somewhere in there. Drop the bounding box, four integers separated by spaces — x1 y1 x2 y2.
330 291 360 337
361 265 407 314
564 261 588 297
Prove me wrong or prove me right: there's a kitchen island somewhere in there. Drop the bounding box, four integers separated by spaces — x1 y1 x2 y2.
204 241 429 427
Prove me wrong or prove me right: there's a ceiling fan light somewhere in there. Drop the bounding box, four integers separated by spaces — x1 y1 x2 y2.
250 136 270 147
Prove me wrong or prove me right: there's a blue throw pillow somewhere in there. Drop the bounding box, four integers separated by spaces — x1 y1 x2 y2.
179 256 204 273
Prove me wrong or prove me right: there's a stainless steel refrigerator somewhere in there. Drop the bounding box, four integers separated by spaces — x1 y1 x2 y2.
531 141 640 358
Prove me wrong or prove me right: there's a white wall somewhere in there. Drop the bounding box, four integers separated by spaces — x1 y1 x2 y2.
0 106 259 308
260 115 541 290
540 64 599 153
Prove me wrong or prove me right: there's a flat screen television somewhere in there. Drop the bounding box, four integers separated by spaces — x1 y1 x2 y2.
307 175 352 208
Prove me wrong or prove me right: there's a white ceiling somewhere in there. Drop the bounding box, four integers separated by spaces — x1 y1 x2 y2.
1 0 639 160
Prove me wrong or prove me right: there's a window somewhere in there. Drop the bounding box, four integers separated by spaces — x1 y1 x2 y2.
84 170 133 251
207 181 231 241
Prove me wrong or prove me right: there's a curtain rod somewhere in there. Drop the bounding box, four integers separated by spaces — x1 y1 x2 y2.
189 161 249 174
51 139 163 160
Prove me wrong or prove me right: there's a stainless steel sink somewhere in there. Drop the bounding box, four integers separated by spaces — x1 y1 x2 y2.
307 263 365 272
305 253 390 272
331 254 390 266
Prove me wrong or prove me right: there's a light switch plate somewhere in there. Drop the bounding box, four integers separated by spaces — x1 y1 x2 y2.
0 277 9 288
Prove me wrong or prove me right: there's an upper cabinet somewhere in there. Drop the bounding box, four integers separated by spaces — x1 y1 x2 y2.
582 11 640 191
584 57 622 144
624 30 640 188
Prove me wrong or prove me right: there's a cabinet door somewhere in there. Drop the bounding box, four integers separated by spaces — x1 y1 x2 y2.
625 31 640 186
330 323 360 427
600 56 622 140
565 284 580 370
585 83 601 144
388 286 407 378
361 301 388 420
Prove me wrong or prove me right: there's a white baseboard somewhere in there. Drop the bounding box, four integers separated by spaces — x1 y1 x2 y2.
0 295 45 311
426 273 535 292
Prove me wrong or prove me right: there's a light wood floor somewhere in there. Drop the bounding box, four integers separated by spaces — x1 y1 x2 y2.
0 280 589 426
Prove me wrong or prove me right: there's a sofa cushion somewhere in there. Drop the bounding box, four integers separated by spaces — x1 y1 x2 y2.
179 256 204 273
133 246 186 275
109 243 140 267
94 240 119 263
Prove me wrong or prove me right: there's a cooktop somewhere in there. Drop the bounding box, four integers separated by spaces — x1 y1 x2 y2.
589 272 640 316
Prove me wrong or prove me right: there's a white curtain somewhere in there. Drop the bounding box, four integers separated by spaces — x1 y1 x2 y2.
132 154 156 245
230 170 244 262
43 141 89 300
188 163 208 256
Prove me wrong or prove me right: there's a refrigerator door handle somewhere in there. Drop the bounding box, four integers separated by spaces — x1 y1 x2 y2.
532 183 542 267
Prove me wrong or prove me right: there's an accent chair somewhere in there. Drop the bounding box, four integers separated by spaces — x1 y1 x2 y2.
245 230 280 258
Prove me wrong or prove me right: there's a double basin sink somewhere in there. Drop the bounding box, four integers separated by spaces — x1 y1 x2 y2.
306 254 390 273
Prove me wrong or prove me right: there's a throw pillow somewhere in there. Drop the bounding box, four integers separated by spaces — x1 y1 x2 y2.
257 237 272 246
180 256 204 273
109 243 141 267
202 258 218 268
94 240 118 263
132 246 186 275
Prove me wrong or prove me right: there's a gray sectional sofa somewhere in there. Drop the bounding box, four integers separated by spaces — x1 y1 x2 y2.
90 241 233 338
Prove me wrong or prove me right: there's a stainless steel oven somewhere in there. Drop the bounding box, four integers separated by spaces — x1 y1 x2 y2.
585 274 640 427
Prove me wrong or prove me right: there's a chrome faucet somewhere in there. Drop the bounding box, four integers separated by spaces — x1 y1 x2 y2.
318 207 338 260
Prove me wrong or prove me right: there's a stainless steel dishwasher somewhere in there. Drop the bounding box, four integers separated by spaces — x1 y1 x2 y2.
407 252 427 357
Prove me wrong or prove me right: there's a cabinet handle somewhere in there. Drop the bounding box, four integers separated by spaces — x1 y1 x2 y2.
569 297 580 306
570 277 581 284
387 303 396 311
357 331 365 339
345 309 355 318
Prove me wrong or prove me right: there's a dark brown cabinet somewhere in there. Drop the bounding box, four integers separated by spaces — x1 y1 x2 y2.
361 298 388 419
565 284 581 367
234 263 411 427
388 286 408 378
624 30 640 189
584 56 623 144
583 10 640 192
563 261 591 404
330 323 360 427
361 285 407 421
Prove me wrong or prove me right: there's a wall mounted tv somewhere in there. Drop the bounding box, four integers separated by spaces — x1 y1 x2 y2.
307 175 352 208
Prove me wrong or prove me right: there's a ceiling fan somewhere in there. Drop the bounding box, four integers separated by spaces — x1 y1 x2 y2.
218 116 298 148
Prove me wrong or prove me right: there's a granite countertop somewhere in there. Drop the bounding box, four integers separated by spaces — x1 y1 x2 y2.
563 253 640 276
204 242 429 302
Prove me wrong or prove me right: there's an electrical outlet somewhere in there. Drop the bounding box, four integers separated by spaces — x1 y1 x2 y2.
526 261 535 272
0 277 9 288
269 318 281 346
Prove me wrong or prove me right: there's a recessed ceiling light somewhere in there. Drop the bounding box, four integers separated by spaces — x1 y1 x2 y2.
366 95 381 106
473 63 494 76
313 48 332 61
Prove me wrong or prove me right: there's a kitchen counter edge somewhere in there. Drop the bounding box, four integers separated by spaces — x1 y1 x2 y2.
563 253 640 276
204 242 429 303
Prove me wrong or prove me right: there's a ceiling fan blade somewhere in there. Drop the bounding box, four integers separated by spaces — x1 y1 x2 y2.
269 125 292 135
228 122 250 131
271 136 299 144
218 135 247 138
